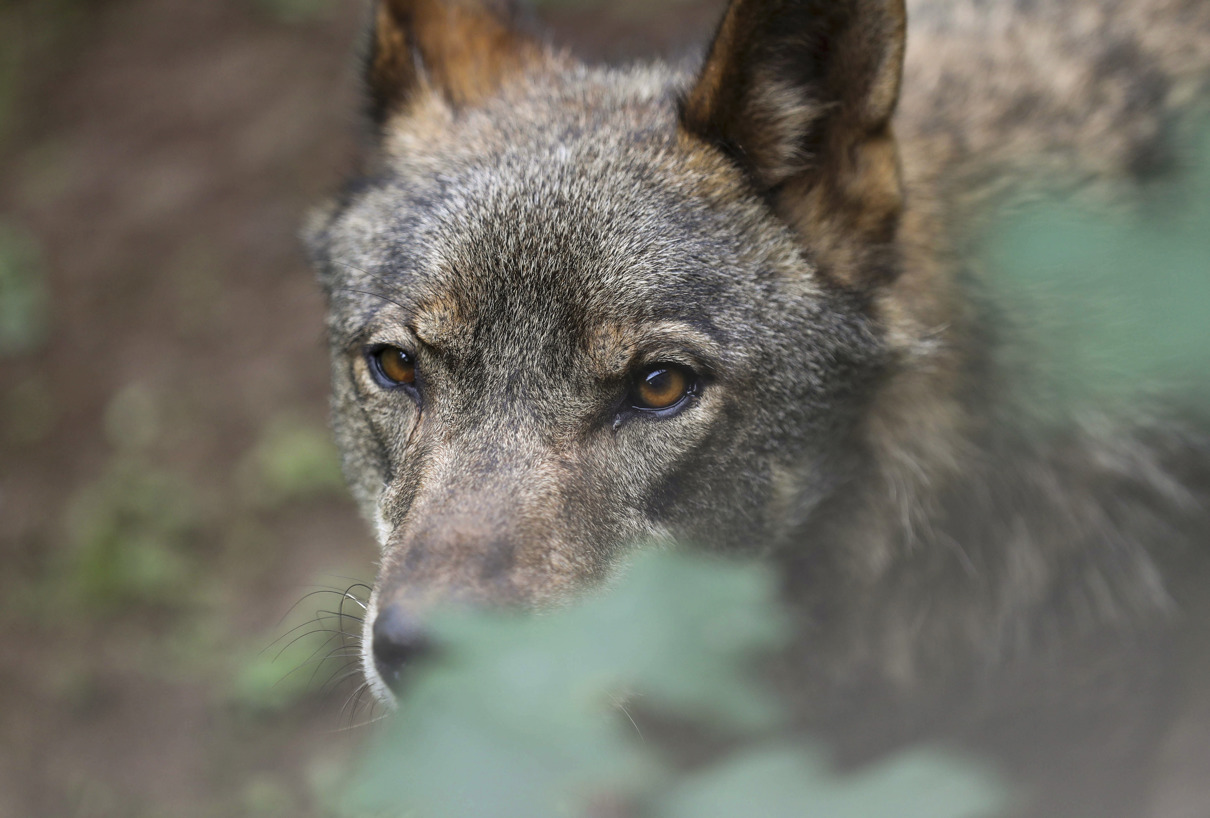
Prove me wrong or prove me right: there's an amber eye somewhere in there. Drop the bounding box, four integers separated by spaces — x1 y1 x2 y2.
634 365 693 411
370 346 416 387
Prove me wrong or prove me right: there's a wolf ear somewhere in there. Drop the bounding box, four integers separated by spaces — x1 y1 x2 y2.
681 0 907 287
366 0 541 124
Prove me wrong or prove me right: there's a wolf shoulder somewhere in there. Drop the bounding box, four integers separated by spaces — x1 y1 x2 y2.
900 0 1210 190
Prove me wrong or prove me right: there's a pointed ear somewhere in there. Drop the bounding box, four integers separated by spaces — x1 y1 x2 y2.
366 0 542 125
681 0 908 288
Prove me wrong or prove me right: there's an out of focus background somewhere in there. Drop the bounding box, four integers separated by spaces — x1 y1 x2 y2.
0 1 724 816
3 0 1209 816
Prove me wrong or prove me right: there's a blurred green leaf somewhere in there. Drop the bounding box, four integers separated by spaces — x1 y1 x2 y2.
351 551 789 818
64 460 198 609
0 220 49 356
349 551 1006 818
103 383 162 452
983 120 1210 401
231 571 370 714
309 757 361 818
241 774 302 818
239 417 346 508
356 691 655 818
658 744 1007 818
231 614 351 714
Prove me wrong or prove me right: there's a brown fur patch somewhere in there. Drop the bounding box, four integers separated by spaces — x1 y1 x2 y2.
413 296 468 355
368 0 544 124
679 0 908 289
584 321 725 382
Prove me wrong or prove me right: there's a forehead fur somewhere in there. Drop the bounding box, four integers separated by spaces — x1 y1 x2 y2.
310 62 824 353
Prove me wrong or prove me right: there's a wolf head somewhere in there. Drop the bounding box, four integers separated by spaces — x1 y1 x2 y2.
306 0 930 700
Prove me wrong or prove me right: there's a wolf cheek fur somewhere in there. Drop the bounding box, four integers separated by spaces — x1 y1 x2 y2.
309 0 903 611
306 0 1210 813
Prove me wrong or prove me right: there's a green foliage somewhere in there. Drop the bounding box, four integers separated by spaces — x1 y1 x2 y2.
983 119 1210 402
0 220 49 356
63 459 198 610
657 745 1007 818
348 551 1007 818
230 593 356 714
238 416 347 508
103 382 163 452
241 774 304 818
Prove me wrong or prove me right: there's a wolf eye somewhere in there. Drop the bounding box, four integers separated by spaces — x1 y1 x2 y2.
369 346 416 388
633 365 694 411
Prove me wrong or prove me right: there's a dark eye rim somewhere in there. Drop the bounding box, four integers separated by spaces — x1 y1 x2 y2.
365 344 419 391
625 363 701 418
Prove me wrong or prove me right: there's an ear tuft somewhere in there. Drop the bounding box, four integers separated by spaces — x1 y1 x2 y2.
682 0 908 287
366 0 542 125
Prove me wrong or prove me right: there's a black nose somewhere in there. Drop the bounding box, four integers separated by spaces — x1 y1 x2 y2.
371 603 433 692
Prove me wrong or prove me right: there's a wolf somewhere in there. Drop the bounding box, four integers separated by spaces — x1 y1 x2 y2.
304 0 1210 813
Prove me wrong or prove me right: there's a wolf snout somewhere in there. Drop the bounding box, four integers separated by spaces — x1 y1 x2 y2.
371 603 434 692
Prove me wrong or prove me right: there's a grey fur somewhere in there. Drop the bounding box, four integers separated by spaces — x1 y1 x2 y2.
306 0 1210 813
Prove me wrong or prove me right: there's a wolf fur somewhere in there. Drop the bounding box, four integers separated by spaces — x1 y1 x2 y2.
305 0 1210 813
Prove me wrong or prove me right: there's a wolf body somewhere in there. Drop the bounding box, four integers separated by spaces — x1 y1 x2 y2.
306 0 1210 813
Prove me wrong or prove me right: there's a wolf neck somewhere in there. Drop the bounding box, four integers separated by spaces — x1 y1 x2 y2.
768 0 1210 686
787 260 1200 689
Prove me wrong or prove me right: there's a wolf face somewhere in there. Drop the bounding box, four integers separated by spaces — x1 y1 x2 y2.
307 1 1210 809
307 0 912 698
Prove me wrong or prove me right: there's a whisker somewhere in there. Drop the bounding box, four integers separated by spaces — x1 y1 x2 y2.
338 585 371 612
322 667 367 697
264 614 337 654
284 649 361 674
337 583 370 619
272 634 346 689
272 627 350 662
310 642 361 690
328 710 393 733
316 608 364 625
618 704 645 742
273 587 357 630
335 287 409 314
339 681 371 726
329 578 373 592
263 595 361 654
296 630 350 675
332 262 402 294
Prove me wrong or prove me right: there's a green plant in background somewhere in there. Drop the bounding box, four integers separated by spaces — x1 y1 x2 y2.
53 385 196 612
654 744 1005 818
63 459 199 610
232 575 366 715
0 220 49 356
233 625 342 715
347 552 1008 818
238 415 348 509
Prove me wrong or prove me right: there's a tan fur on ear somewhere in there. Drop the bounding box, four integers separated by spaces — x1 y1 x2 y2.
682 0 908 289
368 0 543 124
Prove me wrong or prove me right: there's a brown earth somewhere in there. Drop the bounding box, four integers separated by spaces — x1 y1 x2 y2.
0 1 721 816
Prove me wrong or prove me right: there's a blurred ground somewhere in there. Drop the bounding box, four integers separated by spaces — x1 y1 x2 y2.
0 1 721 816
4 1 1209 817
